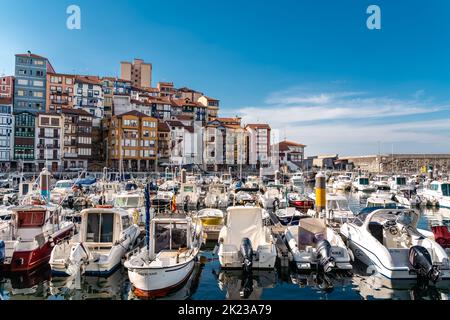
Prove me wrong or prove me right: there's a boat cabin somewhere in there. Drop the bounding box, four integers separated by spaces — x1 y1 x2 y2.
150 218 193 258
79 208 133 248
8 205 61 242
113 194 144 209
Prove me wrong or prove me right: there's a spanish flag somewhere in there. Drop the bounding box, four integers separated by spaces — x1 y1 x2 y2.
171 194 177 213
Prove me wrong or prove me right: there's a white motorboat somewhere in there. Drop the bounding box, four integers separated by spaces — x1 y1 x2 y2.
49 207 140 277
352 176 376 192
372 175 391 191
392 190 422 208
125 216 202 298
94 181 122 204
113 192 148 225
420 181 450 209
259 184 285 209
308 193 354 223
366 192 399 209
197 208 225 241
285 217 352 272
217 206 277 271
332 175 352 191
204 184 228 208
340 208 450 281
275 207 303 226
389 175 415 193
176 183 200 209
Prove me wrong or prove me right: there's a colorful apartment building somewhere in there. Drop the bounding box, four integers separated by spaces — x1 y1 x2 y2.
46 73 75 113
198 96 220 122
35 113 63 172
157 121 171 165
14 52 55 113
0 98 13 170
61 108 93 171
13 111 36 171
74 76 104 127
108 111 158 172
245 124 271 167
0 76 14 98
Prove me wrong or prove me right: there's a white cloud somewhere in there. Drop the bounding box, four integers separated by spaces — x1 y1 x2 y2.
224 87 450 155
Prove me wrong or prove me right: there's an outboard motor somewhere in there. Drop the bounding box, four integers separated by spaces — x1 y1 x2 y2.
409 246 440 283
240 238 254 273
0 240 5 265
316 240 336 273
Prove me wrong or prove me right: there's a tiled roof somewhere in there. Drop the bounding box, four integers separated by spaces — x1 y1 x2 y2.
246 124 271 130
116 110 153 118
75 75 102 85
61 108 93 117
277 140 306 152
158 122 171 132
16 53 47 59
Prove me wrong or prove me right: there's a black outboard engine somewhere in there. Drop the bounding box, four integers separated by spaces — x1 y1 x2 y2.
316 240 336 273
409 246 440 283
240 238 254 273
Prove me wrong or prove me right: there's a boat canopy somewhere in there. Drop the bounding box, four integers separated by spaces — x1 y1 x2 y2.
225 207 265 250
153 219 189 253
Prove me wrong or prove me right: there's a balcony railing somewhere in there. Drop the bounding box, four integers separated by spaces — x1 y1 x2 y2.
64 153 78 158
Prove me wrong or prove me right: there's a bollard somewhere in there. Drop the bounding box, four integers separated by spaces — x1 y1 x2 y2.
315 172 326 217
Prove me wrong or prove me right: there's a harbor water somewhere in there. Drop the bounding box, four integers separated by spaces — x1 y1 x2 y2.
1 190 450 301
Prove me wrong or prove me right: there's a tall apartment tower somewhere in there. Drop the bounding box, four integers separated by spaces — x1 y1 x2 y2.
120 59 152 88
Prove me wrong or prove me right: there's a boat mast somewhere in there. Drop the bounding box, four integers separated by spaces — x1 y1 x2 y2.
144 183 151 258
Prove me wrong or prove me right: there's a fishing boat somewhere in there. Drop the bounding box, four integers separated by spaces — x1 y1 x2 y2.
392 190 422 208
420 181 450 208
284 217 352 272
0 202 74 273
113 192 148 225
49 207 140 277
372 175 391 191
389 175 415 193
366 192 399 209
217 206 277 271
352 176 376 192
340 208 450 281
125 216 203 298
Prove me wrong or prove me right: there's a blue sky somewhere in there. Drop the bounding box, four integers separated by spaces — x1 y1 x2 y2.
1 0 450 156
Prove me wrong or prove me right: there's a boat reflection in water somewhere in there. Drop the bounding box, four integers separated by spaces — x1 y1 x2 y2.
290 272 353 295
353 273 449 300
0 265 52 300
214 270 277 300
49 268 129 300
128 262 202 300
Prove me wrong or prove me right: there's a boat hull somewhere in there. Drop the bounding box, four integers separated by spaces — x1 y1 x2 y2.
128 259 195 298
0 225 74 273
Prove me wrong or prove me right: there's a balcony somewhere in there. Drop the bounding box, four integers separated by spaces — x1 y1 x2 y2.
37 144 60 149
64 153 78 158
51 99 69 105
38 133 60 139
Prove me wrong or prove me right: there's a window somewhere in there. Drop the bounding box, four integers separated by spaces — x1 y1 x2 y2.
65 78 73 85
33 91 43 98
18 79 28 86
86 213 114 243
36 70 44 77
34 60 44 66
34 80 44 87
17 90 24 97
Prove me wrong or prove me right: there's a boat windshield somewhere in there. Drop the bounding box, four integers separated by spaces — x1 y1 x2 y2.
114 196 141 208
396 177 407 185
86 212 114 243
360 178 369 185
367 201 397 209
55 182 73 189
442 184 450 197
154 222 188 253
183 186 194 193
328 200 350 211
